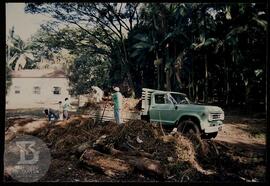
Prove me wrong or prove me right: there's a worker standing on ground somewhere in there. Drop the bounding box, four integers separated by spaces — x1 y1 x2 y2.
58 101 63 120
112 86 123 124
63 97 70 120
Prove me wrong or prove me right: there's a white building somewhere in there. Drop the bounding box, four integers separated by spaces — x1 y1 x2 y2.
6 69 71 109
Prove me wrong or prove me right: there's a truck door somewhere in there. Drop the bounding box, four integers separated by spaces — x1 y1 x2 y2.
149 93 175 125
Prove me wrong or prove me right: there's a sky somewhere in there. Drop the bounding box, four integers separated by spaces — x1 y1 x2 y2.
6 3 52 41
6 3 134 42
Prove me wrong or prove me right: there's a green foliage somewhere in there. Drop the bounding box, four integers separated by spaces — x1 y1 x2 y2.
6 65 12 95
7 28 36 70
68 53 110 96
24 2 267 110
25 2 141 92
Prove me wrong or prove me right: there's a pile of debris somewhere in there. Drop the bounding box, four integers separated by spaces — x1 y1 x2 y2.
84 120 210 180
122 98 141 111
31 118 214 180
81 98 141 112
5 117 48 142
5 116 266 182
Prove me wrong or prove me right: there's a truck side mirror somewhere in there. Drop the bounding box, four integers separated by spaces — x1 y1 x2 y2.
175 105 178 110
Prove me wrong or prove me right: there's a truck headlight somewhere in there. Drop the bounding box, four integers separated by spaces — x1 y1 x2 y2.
220 113 225 120
208 114 213 121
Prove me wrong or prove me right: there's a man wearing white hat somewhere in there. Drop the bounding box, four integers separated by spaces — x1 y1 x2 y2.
112 86 123 124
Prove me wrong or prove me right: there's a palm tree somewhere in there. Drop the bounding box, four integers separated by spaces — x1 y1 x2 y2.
130 3 193 91
7 29 34 71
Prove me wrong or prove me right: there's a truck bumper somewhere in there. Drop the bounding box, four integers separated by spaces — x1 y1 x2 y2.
204 120 223 133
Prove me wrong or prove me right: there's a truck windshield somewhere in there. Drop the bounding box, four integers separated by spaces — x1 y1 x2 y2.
170 93 190 104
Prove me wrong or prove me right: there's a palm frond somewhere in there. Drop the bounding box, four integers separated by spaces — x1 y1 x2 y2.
252 17 267 31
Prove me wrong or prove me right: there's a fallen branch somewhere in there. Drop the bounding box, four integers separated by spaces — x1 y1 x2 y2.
81 148 166 179
80 149 134 178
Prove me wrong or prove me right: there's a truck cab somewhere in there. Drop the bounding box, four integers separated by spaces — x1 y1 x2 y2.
141 88 224 139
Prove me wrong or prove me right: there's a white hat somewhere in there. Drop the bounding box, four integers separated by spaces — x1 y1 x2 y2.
113 87 120 92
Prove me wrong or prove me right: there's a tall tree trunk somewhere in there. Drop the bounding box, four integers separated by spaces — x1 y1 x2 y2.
266 66 268 115
141 70 144 89
188 73 192 98
204 54 208 104
224 58 229 105
266 44 268 114
191 59 195 101
160 61 165 90
195 81 199 103
165 64 172 91
202 6 208 104
157 65 160 90
226 68 229 105
174 53 183 92
155 53 161 90
121 38 135 96
165 70 171 91
175 69 182 91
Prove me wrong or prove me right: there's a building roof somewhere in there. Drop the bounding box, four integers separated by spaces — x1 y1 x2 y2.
11 69 67 78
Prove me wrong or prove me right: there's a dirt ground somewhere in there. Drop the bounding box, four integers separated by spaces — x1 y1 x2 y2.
4 109 267 182
216 116 266 150
210 116 266 182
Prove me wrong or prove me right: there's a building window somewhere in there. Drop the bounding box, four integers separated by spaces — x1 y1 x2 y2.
33 86 41 95
53 87 61 95
14 86 20 94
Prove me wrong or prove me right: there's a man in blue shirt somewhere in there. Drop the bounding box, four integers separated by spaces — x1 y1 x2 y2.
112 87 123 124
44 108 59 121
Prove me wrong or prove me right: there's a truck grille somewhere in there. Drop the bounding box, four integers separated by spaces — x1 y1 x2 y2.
211 113 223 120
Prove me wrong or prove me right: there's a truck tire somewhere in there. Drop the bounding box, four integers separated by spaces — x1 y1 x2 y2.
202 132 218 139
177 120 200 136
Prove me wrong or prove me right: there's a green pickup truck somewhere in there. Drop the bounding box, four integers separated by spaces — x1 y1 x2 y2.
141 88 224 139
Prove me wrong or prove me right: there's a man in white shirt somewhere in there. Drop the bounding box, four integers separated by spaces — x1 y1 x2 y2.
63 97 70 120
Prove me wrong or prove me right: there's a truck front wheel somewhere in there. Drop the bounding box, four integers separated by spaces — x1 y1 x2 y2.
177 120 200 136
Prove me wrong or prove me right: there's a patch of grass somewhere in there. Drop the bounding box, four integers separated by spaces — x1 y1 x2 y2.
6 108 45 118
253 133 265 139
248 127 266 139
